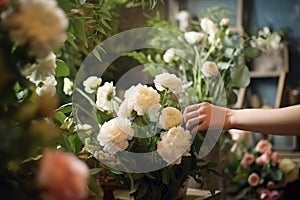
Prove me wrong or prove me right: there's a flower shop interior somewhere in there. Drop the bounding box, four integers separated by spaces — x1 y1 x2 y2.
1 0 300 200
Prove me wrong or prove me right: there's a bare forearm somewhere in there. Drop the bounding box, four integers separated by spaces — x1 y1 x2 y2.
228 105 300 135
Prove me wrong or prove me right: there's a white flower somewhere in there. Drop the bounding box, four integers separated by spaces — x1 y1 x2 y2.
3 0 68 58
157 126 192 165
200 18 218 35
83 76 102 94
96 82 116 111
21 52 56 84
63 77 73 96
228 129 251 142
127 84 161 116
220 18 230 27
201 61 219 77
75 124 93 134
36 75 57 96
97 117 133 154
269 34 281 49
159 107 182 130
184 31 205 44
163 48 176 63
154 73 183 93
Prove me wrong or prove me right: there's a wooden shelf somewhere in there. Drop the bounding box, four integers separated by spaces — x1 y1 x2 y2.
250 70 283 78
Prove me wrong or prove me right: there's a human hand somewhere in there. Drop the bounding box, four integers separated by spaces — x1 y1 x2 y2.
183 102 230 134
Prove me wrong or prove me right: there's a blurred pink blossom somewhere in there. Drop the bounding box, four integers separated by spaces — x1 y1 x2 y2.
256 152 271 165
267 181 276 189
255 140 272 154
258 189 271 200
248 173 260 186
270 190 281 200
37 150 89 200
271 152 281 165
241 153 255 168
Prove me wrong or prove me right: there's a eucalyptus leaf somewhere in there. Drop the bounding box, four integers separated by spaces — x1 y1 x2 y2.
230 65 250 87
88 175 100 195
55 59 70 77
243 47 262 59
89 168 102 175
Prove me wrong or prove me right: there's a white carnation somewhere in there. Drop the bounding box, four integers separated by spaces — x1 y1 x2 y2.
184 31 205 44
36 75 57 97
96 82 116 111
154 73 183 93
97 117 133 154
157 126 192 165
201 61 219 77
63 77 73 96
159 107 182 130
3 0 68 58
83 76 102 94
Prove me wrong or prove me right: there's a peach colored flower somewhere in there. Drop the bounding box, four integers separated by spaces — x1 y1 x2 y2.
256 152 271 165
255 140 272 154
240 153 255 168
271 152 281 165
248 173 260 186
37 150 89 200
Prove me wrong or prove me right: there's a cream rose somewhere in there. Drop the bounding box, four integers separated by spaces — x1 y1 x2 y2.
83 76 102 94
154 73 183 93
159 107 182 130
201 61 219 77
184 31 205 44
157 126 192 165
200 18 218 35
3 0 68 58
279 158 298 182
37 150 89 200
128 84 160 116
96 81 116 111
97 117 133 154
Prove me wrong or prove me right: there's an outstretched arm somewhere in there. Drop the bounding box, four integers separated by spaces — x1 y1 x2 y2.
183 102 300 135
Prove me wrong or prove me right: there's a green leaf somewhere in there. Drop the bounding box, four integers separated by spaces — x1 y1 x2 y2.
243 47 262 59
271 169 283 181
55 59 70 77
230 65 250 87
162 169 171 185
88 175 100 195
136 184 148 199
54 111 67 125
73 19 88 48
89 168 102 175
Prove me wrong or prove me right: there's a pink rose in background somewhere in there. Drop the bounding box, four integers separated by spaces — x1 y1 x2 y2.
270 190 281 200
256 152 271 165
271 152 281 165
255 140 272 154
241 153 255 168
267 181 276 189
258 189 271 200
37 150 89 200
248 173 260 186
279 179 288 187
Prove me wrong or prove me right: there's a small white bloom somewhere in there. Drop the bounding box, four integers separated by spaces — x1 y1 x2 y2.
228 129 251 142
159 107 182 130
127 84 161 116
97 117 133 154
220 18 230 27
96 82 116 111
157 126 192 165
75 124 93 135
200 18 218 35
201 61 219 77
83 76 102 94
23 52 56 84
163 48 176 63
63 77 73 96
154 73 183 93
36 75 57 96
269 34 281 49
184 31 205 44
3 0 68 58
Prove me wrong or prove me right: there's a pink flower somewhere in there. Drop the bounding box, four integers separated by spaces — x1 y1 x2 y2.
256 152 271 165
37 150 89 200
248 173 260 186
255 140 272 154
271 152 281 165
258 189 271 200
279 179 288 187
270 190 281 200
267 181 276 189
241 153 255 168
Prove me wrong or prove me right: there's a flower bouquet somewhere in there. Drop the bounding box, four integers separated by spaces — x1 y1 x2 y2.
75 71 218 199
224 139 298 200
